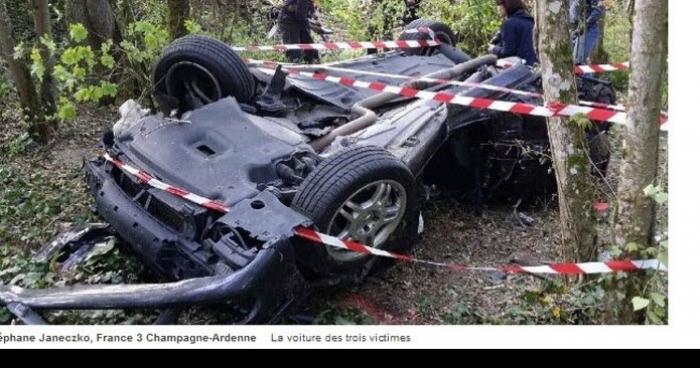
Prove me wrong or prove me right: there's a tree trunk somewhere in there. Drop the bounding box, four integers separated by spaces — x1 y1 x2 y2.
167 0 190 40
66 0 120 51
614 0 667 323
31 0 57 119
532 0 540 55
536 0 598 262
0 0 49 140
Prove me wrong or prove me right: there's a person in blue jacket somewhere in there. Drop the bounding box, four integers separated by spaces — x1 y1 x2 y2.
570 0 605 64
488 0 538 66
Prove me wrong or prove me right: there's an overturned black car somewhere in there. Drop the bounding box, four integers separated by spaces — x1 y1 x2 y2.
0 21 615 324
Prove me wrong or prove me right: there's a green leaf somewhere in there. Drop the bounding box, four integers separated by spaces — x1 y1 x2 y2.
570 113 593 129
643 185 667 204
99 82 118 98
653 192 668 205
60 48 80 65
658 250 668 267
651 293 666 308
100 39 114 54
609 246 623 258
40 35 57 55
58 101 77 122
625 242 642 253
185 20 203 34
642 247 657 257
0 307 10 324
30 48 46 81
13 42 26 60
74 87 94 102
71 66 86 80
69 23 89 43
632 297 650 312
100 54 115 69
144 33 159 49
647 311 663 325
643 184 658 197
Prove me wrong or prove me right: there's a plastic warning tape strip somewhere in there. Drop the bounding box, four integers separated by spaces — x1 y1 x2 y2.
232 39 441 52
232 28 440 53
248 58 669 126
497 59 631 75
247 58 543 98
294 227 666 275
254 63 627 124
245 59 668 124
575 62 630 74
102 153 231 214
252 60 671 129
232 36 627 76
102 153 666 276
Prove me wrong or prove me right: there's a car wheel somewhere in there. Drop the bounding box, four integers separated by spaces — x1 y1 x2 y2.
153 35 256 112
292 146 421 278
400 19 457 56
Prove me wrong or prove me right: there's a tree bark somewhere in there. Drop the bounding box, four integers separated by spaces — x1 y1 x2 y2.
167 0 190 40
66 0 120 51
0 0 48 140
613 0 667 323
616 0 667 248
31 0 57 119
536 0 598 262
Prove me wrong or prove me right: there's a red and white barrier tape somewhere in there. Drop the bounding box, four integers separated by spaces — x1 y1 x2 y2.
577 101 669 125
255 64 628 125
238 39 657 125
575 62 630 75
232 39 441 53
248 58 542 98
249 59 669 127
232 28 439 53
497 59 630 75
294 227 666 275
252 60 671 129
102 153 666 276
103 153 230 213
232 36 628 77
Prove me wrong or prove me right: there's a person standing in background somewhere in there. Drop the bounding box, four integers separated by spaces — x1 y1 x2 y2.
279 0 320 63
488 0 538 66
570 0 605 64
403 0 422 25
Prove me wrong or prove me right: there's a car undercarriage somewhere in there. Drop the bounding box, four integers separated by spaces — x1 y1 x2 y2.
0 25 616 324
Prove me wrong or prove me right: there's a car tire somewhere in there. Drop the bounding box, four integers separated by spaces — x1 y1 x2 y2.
153 35 256 112
400 19 457 56
292 146 421 279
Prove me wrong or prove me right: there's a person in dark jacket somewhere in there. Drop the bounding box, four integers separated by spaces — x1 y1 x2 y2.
488 0 538 66
570 0 605 64
279 0 319 63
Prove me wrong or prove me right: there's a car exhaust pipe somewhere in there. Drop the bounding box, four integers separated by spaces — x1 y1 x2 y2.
310 54 497 151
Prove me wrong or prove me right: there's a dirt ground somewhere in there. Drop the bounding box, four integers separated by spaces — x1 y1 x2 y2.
305 203 563 325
